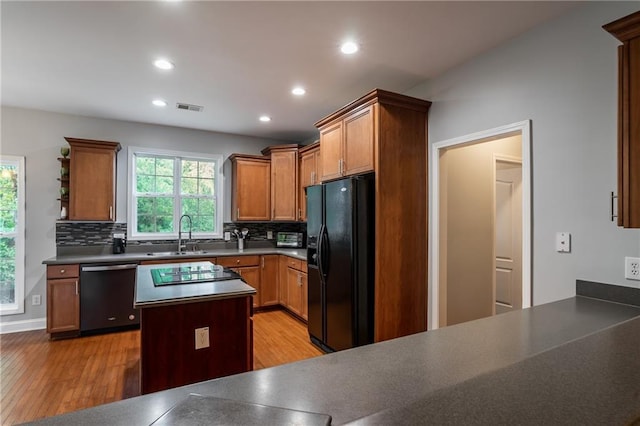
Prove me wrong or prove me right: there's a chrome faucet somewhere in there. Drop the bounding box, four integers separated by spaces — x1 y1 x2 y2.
178 214 193 253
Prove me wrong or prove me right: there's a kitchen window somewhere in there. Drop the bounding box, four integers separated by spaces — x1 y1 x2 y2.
128 148 223 240
0 156 25 316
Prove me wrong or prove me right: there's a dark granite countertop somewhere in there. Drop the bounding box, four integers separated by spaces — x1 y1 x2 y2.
42 248 307 265
26 296 640 425
134 262 256 308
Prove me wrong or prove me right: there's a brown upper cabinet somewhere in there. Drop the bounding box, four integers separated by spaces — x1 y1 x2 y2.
64 137 120 221
604 11 640 228
315 88 431 343
298 141 320 222
317 104 375 182
262 145 300 221
230 154 271 221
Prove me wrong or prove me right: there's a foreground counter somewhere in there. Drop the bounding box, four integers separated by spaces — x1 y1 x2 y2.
28 293 640 425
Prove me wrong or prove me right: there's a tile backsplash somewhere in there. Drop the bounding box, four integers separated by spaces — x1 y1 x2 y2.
56 221 306 248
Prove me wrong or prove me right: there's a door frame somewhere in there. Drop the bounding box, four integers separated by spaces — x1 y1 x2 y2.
429 120 532 330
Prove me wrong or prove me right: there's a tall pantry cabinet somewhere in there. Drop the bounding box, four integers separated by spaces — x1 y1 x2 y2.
604 11 640 228
315 89 431 342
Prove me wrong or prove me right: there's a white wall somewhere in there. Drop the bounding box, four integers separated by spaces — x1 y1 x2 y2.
0 106 288 326
408 2 640 305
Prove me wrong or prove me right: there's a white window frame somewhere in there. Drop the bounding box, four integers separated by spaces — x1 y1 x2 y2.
0 156 25 316
127 147 224 240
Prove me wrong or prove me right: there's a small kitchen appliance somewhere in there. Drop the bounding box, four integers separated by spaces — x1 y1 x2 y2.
112 236 126 254
276 232 305 248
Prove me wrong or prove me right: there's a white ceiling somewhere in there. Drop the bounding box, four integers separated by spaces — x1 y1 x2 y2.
2 1 578 142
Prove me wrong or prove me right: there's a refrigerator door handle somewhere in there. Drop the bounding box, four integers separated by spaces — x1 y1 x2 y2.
317 224 328 280
319 224 329 279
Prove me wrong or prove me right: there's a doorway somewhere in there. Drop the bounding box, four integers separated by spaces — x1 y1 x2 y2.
430 121 531 329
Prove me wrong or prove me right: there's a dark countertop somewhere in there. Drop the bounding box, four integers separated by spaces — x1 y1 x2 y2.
27 296 640 425
42 248 307 265
134 262 256 308
349 313 640 425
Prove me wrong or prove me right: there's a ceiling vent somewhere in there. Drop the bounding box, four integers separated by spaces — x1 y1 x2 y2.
176 102 204 112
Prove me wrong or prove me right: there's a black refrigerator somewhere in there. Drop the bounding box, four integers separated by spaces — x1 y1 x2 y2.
306 174 375 352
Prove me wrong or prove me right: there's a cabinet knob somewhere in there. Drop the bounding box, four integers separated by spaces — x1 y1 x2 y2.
236 259 240 264
60 269 65 274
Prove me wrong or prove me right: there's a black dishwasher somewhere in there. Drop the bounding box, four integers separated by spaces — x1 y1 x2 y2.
80 264 140 334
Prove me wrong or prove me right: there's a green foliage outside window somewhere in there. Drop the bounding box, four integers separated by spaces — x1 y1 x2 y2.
0 165 18 304
134 155 217 235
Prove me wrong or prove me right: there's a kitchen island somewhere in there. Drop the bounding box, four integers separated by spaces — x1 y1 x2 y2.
29 285 640 425
134 262 256 394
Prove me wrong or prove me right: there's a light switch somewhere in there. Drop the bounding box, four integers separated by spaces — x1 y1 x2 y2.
224 232 231 241
556 232 571 253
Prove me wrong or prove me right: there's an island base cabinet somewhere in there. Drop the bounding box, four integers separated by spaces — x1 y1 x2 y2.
139 296 253 395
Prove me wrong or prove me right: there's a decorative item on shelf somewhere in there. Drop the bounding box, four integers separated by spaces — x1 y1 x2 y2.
60 166 69 177
59 187 69 199
60 146 70 158
60 206 67 220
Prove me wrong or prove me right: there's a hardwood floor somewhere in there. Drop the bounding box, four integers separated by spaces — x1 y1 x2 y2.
0 309 323 425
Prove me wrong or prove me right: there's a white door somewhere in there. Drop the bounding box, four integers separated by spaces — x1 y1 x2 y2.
494 159 522 314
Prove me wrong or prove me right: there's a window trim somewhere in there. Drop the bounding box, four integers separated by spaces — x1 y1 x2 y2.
127 147 224 240
0 155 25 316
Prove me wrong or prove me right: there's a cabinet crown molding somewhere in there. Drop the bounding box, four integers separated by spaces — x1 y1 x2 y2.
260 144 301 156
64 137 121 152
604 10 640 42
314 88 431 129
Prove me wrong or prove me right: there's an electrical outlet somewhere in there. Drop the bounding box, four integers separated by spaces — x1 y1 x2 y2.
195 327 210 350
224 232 231 241
32 295 41 306
267 231 273 240
625 257 640 281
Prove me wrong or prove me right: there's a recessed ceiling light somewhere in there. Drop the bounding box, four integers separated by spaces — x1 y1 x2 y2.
152 99 167 107
259 115 271 122
292 87 306 96
153 59 174 70
340 41 359 55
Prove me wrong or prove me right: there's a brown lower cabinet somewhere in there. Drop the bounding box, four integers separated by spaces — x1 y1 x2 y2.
281 257 308 321
46 264 80 337
217 256 261 308
260 255 279 306
46 255 307 341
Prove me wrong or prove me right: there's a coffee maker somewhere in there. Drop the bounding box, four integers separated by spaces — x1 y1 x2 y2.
112 236 126 254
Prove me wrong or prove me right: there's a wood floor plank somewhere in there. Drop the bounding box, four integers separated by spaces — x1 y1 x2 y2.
0 309 323 425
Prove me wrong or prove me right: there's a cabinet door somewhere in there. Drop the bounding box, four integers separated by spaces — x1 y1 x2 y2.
278 256 289 307
47 278 79 333
69 145 116 220
235 266 261 308
299 147 319 222
301 271 308 321
271 150 298 221
260 255 279 306
319 121 343 182
343 104 375 176
286 267 303 317
233 158 271 221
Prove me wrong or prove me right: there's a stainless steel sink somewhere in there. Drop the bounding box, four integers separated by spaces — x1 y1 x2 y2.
145 251 210 256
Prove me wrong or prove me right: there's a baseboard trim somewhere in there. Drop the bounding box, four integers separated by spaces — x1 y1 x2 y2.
0 317 46 334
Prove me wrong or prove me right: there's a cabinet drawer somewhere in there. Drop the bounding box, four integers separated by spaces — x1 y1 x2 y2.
285 257 306 272
217 256 260 268
47 264 79 279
